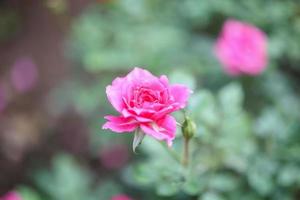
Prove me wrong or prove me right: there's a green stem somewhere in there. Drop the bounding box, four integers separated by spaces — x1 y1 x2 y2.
182 137 190 167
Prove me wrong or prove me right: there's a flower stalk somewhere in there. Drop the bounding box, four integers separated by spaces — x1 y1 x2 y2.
182 137 190 167
181 115 196 167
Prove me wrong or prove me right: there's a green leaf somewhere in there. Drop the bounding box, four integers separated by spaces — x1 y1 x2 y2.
277 164 300 187
156 181 180 197
209 174 239 192
218 83 244 115
254 108 287 139
247 156 278 196
188 90 219 128
94 181 122 200
183 175 206 195
33 154 93 200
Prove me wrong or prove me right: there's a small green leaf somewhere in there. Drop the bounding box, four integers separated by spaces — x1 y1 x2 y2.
133 129 145 153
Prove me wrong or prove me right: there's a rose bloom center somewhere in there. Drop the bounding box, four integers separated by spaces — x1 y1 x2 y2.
130 86 166 108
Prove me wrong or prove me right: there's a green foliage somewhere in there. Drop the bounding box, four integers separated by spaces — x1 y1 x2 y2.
18 187 42 200
124 81 300 199
33 154 93 200
32 154 122 200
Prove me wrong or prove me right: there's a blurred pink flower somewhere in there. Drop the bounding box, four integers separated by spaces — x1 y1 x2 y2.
111 194 133 200
215 19 268 76
11 57 38 93
100 144 129 170
0 83 8 112
102 67 191 146
0 191 22 200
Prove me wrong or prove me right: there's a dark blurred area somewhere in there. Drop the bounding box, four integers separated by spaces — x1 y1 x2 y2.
0 0 90 194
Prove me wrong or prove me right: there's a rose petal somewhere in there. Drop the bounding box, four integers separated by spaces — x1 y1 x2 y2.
215 19 268 76
121 109 153 122
159 75 169 86
125 67 165 91
106 77 126 112
140 115 176 146
152 105 175 120
102 115 137 133
169 84 191 109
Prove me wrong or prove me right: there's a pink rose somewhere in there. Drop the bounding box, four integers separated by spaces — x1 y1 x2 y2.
215 19 268 76
102 67 191 146
0 191 22 200
111 194 132 200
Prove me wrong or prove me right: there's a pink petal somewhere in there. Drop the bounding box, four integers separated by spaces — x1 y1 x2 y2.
140 115 176 146
169 84 191 109
126 67 155 81
102 115 138 133
159 75 169 86
106 68 165 113
152 105 175 120
106 77 127 112
215 19 268 76
125 67 165 91
121 109 153 122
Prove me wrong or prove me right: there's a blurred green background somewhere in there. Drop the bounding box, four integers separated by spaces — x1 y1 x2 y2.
0 0 300 199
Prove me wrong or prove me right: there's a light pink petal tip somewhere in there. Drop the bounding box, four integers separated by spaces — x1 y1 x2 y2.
106 77 127 112
169 84 192 109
